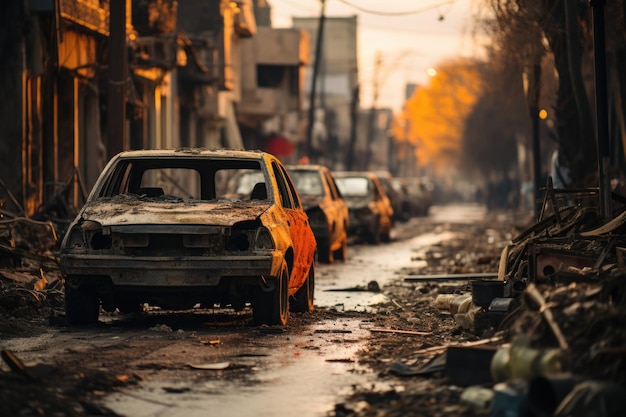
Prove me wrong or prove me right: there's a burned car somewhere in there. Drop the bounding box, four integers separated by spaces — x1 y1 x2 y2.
286 164 349 263
333 171 393 244
404 177 433 217
60 149 316 326
375 170 410 223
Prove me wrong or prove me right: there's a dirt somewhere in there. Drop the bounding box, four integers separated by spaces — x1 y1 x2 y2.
333 212 523 417
0 208 528 417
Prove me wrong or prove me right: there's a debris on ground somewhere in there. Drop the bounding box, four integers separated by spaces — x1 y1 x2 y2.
2 186 626 417
345 186 626 417
0 211 65 334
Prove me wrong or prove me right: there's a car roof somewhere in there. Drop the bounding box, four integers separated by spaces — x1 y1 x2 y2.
285 164 329 170
333 171 377 178
115 148 267 160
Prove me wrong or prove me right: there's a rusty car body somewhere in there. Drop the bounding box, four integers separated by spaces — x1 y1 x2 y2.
60 149 316 326
286 164 349 263
375 170 410 223
404 177 433 217
333 171 393 244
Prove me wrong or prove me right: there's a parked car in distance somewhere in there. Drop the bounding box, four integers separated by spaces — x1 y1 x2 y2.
286 164 349 263
333 171 393 244
376 170 410 222
390 177 414 221
404 177 433 217
60 149 316 326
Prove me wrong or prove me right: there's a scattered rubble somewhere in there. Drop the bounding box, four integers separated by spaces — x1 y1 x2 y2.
2 183 626 416
344 189 626 416
0 212 65 334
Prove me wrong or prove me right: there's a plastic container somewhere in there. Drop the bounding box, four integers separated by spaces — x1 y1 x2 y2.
433 294 456 310
471 280 505 307
490 338 566 382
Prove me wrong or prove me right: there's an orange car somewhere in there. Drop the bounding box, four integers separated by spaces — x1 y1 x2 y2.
60 149 316 326
287 164 349 263
333 171 394 244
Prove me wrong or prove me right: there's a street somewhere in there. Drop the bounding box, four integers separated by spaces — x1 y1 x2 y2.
0 204 508 417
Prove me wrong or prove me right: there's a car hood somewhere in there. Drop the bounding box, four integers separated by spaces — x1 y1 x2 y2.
342 196 371 209
298 195 324 211
79 195 270 227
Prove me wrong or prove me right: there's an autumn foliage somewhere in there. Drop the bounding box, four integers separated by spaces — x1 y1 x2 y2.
392 58 485 176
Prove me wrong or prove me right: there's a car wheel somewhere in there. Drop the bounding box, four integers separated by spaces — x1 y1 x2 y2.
253 260 289 326
65 282 100 325
290 264 314 313
333 237 348 261
317 238 333 264
368 218 381 245
117 300 143 314
381 223 392 242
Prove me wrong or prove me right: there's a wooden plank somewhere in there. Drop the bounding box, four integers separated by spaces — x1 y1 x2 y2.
404 272 499 281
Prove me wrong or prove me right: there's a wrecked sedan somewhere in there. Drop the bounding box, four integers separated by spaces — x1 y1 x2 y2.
333 171 393 244
60 149 316 326
286 164 349 263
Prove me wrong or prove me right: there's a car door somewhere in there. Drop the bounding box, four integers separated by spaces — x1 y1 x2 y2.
272 161 315 290
321 169 342 247
372 177 393 229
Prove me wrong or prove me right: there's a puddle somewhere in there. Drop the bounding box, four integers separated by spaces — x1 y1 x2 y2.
315 228 460 311
104 318 373 417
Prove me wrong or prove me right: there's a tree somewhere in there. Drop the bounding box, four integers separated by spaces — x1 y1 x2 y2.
393 58 485 176
462 54 527 181
481 0 601 187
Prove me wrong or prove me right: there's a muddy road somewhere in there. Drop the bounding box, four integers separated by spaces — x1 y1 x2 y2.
1 204 507 417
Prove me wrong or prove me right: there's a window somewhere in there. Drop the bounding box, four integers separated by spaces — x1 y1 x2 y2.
257 65 284 88
272 162 294 208
335 176 370 197
289 170 324 197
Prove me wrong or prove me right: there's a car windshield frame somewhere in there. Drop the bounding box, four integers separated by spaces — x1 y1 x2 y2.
335 176 370 197
288 170 325 197
94 156 270 202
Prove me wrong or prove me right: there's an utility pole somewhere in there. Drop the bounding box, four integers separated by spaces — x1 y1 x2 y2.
107 0 127 157
364 52 382 170
590 0 611 219
346 84 359 170
530 62 542 220
305 0 326 163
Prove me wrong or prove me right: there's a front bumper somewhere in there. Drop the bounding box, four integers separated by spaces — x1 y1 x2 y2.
61 252 277 287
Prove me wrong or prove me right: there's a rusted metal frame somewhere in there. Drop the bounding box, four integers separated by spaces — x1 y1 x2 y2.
539 177 561 224
592 235 617 269
526 283 569 350
513 206 577 244
529 243 597 281
0 177 26 216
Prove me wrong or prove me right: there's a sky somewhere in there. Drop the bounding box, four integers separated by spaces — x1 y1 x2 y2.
268 0 488 112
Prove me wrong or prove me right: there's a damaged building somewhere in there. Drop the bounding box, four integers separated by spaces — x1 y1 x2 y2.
0 0 310 220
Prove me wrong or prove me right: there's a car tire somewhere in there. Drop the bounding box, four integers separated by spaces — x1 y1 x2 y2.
253 260 289 326
333 237 347 261
290 264 314 313
368 219 381 245
317 238 333 264
381 224 392 242
65 282 100 325
117 300 143 314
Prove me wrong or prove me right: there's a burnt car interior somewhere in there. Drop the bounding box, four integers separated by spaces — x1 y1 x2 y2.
250 182 268 200
98 158 270 202
289 170 324 196
137 187 165 197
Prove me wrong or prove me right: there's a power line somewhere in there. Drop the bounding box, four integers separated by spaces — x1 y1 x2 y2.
335 0 455 16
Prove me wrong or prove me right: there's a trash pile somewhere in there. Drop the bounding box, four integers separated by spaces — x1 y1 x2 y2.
408 193 626 416
0 186 68 329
